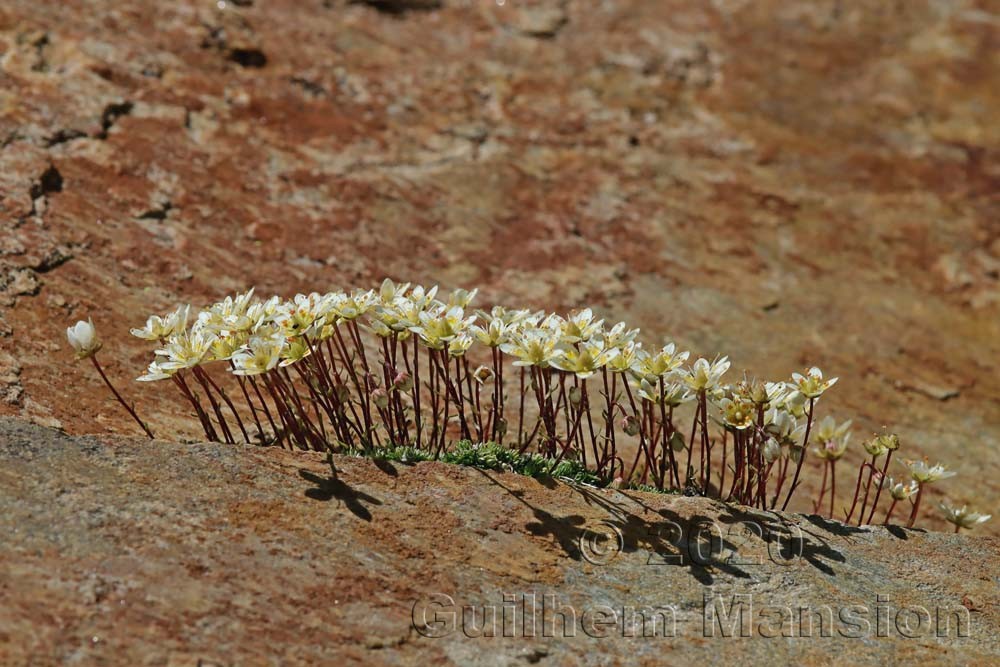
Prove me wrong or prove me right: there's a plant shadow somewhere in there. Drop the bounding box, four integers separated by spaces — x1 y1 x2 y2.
298 468 383 522
479 470 855 584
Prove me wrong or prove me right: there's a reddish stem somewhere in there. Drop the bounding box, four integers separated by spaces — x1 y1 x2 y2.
89 355 154 439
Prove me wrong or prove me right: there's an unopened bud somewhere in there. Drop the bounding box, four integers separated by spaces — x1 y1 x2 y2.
393 370 413 392
621 414 640 437
372 387 389 409
763 437 781 463
568 386 582 406
670 431 686 452
877 432 900 451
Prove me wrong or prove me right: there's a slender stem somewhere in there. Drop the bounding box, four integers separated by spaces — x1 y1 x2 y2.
621 379 651 483
193 367 234 444
410 337 422 447
657 378 678 490
200 366 250 443
517 367 526 450
248 375 279 443
814 459 829 514
702 394 712 495
857 454 878 526
90 355 154 438
174 372 217 441
906 485 924 529
829 461 837 519
864 450 894 525
334 325 372 445
463 356 483 442
882 498 898 526
780 397 816 511
232 364 265 441
844 461 870 524
685 393 699 486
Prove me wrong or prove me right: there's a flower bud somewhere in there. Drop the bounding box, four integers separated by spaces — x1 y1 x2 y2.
372 387 389 410
67 319 102 359
763 437 782 462
568 386 582 406
863 437 888 458
621 414 640 436
393 370 413 392
875 432 900 451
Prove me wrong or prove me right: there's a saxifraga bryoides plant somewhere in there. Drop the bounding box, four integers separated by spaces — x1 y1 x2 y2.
66 280 986 532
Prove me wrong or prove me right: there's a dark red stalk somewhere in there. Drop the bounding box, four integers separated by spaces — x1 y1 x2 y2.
864 450 894 525
90 355 154 439
780 397 816 511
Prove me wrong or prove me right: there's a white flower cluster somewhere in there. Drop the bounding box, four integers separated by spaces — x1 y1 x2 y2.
129 282 837 444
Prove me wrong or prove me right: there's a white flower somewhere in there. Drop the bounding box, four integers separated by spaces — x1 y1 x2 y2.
938 502 991 530
662 382 694 407
136 360 175 382
198 288 258 334
903 459 956 484
447 288 478 309
331 289 377 321
279 337 313 367
637 343 690 380
130 304 190 341
273 292 334 337
791 366 838 399
208 330 248 362
551 340 619 379
231 335 286 376
246 295 284 329
471 310 515 348
739 379 788 407
719 396 754 430
378 278 411 303
607 341 643 374
411 305 476 350
67 319 102 359
500 328 563 368
155 329 216 370
777 389 809 418
599 321 640 348
448 332 474 357
681 356 730 393
559 308 603 344
765 407 804 446
812 416 851 461
886 477 918 501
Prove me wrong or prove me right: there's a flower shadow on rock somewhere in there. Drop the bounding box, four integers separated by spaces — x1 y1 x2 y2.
298 468 383 522
477 470 588 561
